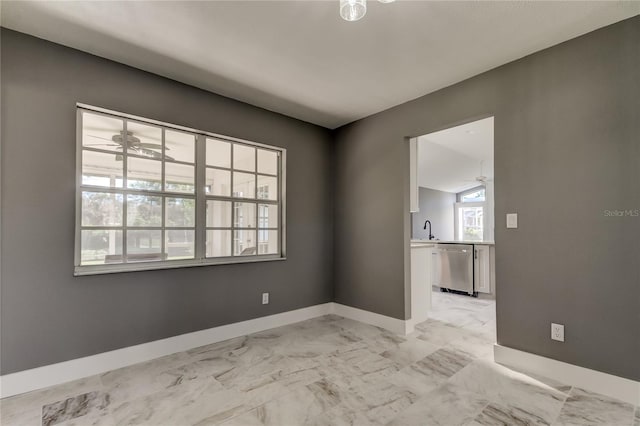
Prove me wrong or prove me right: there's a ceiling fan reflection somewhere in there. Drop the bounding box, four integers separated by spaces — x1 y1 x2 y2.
85 130 173 161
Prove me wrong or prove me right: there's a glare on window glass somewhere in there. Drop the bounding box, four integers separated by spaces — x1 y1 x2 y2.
458 206 483 241
206 138 231 168
166 230 195 260
461 188 486 202
233 144 256 172
206 230 232 258
82 150 123 188
165 130 195 163
82 112 124 153
165 163 195 193
257 149 278 175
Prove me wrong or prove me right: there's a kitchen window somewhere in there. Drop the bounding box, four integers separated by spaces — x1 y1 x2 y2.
75 105 285 275
455 187 486 241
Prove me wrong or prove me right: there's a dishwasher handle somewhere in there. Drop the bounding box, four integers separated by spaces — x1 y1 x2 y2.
439 248 469 253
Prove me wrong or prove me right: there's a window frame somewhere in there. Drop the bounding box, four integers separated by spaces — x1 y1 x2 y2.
74 104 286 276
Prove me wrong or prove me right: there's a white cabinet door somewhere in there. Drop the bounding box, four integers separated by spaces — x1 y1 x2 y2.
410 245 431 324
430 248 438 289
474 245 491 294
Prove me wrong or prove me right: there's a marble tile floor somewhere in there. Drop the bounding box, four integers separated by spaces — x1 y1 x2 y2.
1 294 637 425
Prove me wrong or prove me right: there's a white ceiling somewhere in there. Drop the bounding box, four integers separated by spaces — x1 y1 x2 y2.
418 117 493 194
2 1 638 128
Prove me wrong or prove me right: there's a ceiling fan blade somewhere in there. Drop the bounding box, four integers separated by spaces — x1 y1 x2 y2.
86 135 118 143
84 143 118 147
135 143 164 149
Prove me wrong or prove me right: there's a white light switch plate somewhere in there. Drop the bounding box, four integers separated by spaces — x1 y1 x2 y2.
262 293 269 305
506 213 518 229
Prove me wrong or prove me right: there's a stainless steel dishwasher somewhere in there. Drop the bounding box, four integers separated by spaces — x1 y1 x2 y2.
434 244 474 295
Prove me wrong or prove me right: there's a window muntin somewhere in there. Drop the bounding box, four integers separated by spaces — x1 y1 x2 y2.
76 106 284 274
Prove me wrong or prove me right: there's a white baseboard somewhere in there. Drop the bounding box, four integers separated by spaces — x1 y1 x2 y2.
0 302 412 399
0 303 332 399
330 302 413 335
494 344 640 406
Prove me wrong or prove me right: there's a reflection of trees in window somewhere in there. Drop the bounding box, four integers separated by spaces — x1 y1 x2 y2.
127 195 162 226
127 179 162 191
166 198 195 227
82 192 122 226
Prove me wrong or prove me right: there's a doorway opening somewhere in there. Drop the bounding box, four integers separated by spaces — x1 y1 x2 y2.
409 116 496 341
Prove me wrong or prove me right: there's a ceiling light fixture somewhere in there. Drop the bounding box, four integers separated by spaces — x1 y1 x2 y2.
340 0 395 22
340 0 367 22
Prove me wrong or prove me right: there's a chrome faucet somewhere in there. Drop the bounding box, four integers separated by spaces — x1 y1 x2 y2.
423 220 435 240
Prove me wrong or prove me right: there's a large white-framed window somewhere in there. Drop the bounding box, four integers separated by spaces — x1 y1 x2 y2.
454 187 487 241
75 104 285 275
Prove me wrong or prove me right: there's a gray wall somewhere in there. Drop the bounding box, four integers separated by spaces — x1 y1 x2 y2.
0 29 334 375
334 16 639 381
411 187 455 241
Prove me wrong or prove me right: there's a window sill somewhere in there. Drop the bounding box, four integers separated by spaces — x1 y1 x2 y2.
74 255 286 276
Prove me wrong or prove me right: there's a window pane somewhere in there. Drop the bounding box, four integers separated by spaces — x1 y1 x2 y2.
257 149 278 175
127 194 162 227
81 230 123 265
166 230 195 260
257 175 278 200
166 197 195 227
206 230 232 258
205 168 231 197
207 200 232 227
165 163 195 194
234 202 256 228
126 121 163 158
258 204 278 229
82 150 123 188
165 130 195 163
82 191 123 227
458 206 483 241
234 230 256 256
461 189 486 202
127 157 162 190
82 112 124 153
233 144 255 172
258 230 278 255
206 138 231 168
126 230 162 262
233 172 255 198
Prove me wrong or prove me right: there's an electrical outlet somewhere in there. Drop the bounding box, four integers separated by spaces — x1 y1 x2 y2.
262 293 269 305
551 323 564 342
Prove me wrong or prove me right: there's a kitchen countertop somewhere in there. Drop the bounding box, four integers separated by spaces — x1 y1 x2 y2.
411 239 495 246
